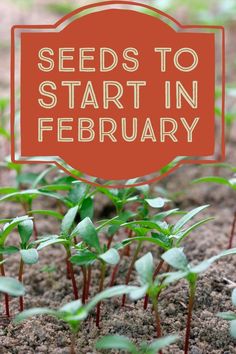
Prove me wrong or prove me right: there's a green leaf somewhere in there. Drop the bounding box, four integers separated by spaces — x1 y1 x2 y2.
162 248 188 270
193 176 232 187
98 248 120 265
230 320 236 339
0 218 13 224
37 236 65 250
0 97 9 111
232 289 236 307
151 232 171 249
0 216 31 246
122 236 170 251
20 249 39 264
135 252 153 284
17 173 44 187
61 206 78 235
217 312 236 321
32 166 55 188
47 3 75 15
0 127 10 139
86 285 134 312
162 270 188 284
28 210 63 220
122 220 166 234
190 248 236 274
0 276 25 296
39 184 72 192
0 187 19 194
71 217 101 253
148 335 179 352
173 205 209 232
80 197 94 220
129 285 149 301
145 197 169 208
0 189 72 207
70 250 97 266
60 299 83 314
175 217 214 245
18 219 34 246
68 183 89 205
96 335 137 352
15 308 57 323
0 246 19 255
152 208 179 221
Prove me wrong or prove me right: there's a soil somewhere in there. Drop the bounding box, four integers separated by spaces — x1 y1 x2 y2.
0 1 236 354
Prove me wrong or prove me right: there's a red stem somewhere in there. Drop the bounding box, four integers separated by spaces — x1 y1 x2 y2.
18 259 24 312
122 242 142 306
66 249 79 300
124 229 133 256
110 262 119 287
153 297 163 354
82 267 87 304
184 282 196 354
70 333 76 354
0 256 10 317
107 235 114 250
96 262 106 327
66 255 71 280
86 266 92 300
110 249 124 287
144 259 165 310
33 221 38 241
228 211 236 249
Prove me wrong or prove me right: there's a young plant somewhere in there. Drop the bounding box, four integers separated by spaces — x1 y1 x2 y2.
97 179 150 216
0 165 66 238
129 252 168 345
161 247 236 354
96 334 178 354
29 180 95 228
70 217 120 326
36 206 80 300
121 205 212 306
17 219 38 311
0 215 31 317
15 285 133 354
217 288 236 338
193 174 236 248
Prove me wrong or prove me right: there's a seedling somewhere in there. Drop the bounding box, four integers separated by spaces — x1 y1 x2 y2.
121 205 212 306
29 180 95 226
0 215 31 317
97 179 150 216
217 288 236 338
96 334 178 354
0 165 61 238
193 174 236 248
129 252 169 347
70 217 120 326
161 247 236 354
15 285 133 354
17 219 38 311
36 206 81 300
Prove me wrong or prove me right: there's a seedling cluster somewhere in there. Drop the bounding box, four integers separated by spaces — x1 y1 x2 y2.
0 166 235 354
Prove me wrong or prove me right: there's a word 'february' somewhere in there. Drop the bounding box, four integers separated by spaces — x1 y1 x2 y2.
38 117 200 143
